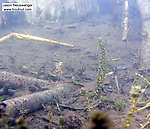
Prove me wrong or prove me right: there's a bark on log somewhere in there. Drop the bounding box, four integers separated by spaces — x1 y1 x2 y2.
0 71 51 88
137 0 150 70
1 83 71 117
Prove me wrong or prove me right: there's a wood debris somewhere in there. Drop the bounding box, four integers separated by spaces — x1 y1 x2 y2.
115 75 120 91
0 71 51 88
1 84 71 117
122 0 129 41
0 33 73 47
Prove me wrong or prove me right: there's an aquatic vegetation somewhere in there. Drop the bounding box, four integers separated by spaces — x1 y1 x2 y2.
135 73 150 87
102 98 111 104
55 100 65 129
0 95 6 102
48 112 52 129
113 100 124 111
124 73 149 129
71 76 78 85
80 88 91 117
124 85 144 129
101 97 124 111
96 37 107 92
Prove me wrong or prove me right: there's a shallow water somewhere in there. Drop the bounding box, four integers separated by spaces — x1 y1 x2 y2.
0 0 149 129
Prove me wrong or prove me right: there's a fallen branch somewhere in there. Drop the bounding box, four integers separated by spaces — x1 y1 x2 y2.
59 104 86 111
59 100 101 111
0 33 13 42
115 75 120 91
1 84 71 117
33 114 58 125
0 84 15 96
0 71 51 89
0 33 73 47
37 0 54 20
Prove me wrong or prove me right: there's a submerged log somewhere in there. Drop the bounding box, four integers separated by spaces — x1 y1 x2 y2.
0 71 51 88
1 83 71 117
137 0 150 70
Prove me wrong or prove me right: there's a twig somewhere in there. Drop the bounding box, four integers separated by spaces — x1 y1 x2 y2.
0 34 13 42
37 0 54 20
34 114 58 125
0 33 73 47
115 75 120 91
59 101 100 112
59 104 86 111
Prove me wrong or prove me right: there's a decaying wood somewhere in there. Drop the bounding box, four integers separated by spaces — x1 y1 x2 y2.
115 75 120 91
1 84 71 117
33 114 58 125
59 101 101 112
0 71 51 88
122 0 129 41
0 33 73 47
137 0 150 70
0 34 14 42
37 0 54 20
0 84 15 96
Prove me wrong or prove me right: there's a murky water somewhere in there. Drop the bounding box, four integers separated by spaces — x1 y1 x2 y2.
0 0 149 129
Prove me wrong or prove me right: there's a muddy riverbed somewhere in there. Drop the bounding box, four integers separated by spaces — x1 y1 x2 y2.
0 13 149 129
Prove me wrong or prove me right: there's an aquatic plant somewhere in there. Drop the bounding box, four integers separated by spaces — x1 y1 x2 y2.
114 100 124 111
96 37 107 93
123 73 150 129
80 88 91 117
71 76 78 85
130 73 150 128
0 95 6 102
55 100 65 129
42 104 52 129
124 85 144 129
48 112 52 129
